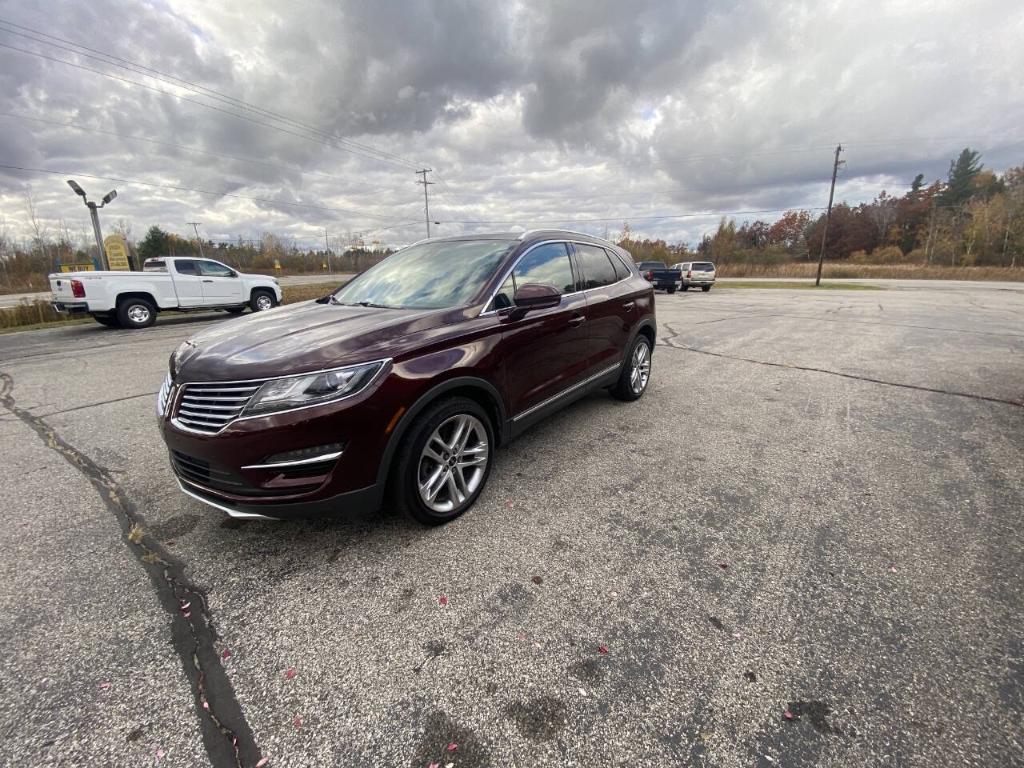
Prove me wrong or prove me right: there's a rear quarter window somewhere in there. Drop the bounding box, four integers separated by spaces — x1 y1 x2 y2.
693 262 715 271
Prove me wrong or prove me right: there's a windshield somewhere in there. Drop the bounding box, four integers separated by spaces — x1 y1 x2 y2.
332 239 514 310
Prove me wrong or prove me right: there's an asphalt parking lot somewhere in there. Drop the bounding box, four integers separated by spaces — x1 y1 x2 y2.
1 283 1022 767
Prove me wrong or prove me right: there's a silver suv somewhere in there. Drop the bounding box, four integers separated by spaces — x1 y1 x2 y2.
672 261 716 291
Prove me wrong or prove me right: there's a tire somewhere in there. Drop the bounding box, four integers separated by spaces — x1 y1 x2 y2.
389 396 495 526
92 314 120 328
702 285 712 292
116 297 156 329
667 286 677 294
679 284 688 291
611 334 652 402
250 289 277 312
226 306 246 315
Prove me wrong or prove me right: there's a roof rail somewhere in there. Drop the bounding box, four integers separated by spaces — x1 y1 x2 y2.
518 228 616 245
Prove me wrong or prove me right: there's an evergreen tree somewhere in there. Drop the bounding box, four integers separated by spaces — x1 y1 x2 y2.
137 226 169 262
940 148 983 207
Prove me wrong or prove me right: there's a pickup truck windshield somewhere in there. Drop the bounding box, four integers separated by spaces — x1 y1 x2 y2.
332 239 514 310
638 261 668 270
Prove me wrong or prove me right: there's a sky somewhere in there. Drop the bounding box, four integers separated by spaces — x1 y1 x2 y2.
0 0 1022 250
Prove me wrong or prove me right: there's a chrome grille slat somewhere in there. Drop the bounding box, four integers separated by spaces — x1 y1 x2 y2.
174 379 262 433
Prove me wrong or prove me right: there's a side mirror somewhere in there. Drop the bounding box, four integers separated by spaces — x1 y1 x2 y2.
507 283 561 320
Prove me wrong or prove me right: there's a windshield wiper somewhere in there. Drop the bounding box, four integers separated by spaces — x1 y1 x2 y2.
355 300 392 309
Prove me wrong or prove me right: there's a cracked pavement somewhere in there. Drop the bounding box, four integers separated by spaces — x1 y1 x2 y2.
0 283 1022 767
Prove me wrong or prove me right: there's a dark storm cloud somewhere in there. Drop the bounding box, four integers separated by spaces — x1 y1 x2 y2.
0 0 1021 247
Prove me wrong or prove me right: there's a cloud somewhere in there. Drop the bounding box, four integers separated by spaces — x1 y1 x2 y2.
0 0 1022 248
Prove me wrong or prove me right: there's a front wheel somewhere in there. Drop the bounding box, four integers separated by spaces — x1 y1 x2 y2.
390 397 494 525
116 297 156 329
250 289 277 312
611 335 652 401
679 284 688 291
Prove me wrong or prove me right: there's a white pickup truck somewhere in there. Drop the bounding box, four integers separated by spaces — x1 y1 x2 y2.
50 256 283 329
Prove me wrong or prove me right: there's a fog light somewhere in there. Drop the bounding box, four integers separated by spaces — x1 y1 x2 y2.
264 443 345 465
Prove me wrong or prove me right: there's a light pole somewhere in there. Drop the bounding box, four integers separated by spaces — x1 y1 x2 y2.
67 180 117 270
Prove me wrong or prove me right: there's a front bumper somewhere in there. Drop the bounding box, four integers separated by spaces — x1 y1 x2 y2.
160 373 399 518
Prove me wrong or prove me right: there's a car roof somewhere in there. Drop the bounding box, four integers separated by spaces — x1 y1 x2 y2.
416 229 621 250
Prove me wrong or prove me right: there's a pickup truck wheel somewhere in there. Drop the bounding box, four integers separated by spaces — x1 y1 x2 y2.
667 286 677 294
92 314 120 328
611 335 652 402
389 397 494 526
702 285 712 292
679 284 688 291
250 290 277 312
116 298 156 329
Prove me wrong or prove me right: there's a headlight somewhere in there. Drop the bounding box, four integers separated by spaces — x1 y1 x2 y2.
156 372 173 417
242 360 386 416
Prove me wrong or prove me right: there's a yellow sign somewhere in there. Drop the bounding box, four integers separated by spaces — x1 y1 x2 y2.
60 264 96 272
104 234 132 271
274 259 282 271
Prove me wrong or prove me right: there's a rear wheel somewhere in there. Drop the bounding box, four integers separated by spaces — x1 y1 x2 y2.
92 314 120 328
702 285 712 292
390 397 494 525
667 286 677 294
611 335 652 402
250 289 277 312
679 284 688 291
116 297 156 329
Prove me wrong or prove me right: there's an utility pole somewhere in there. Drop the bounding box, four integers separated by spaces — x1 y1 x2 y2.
416 168 434 238
815 144 844 287
324 228 332 273
188 222 205 258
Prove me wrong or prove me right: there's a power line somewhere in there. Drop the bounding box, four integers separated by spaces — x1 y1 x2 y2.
0 19 424 171
435 207 830 226
0 163 415 222
0 112 403 194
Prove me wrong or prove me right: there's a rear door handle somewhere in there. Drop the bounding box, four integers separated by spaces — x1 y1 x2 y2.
568 313 586 327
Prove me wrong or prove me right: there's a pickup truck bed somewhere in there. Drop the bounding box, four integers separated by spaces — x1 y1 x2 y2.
637 261 681 293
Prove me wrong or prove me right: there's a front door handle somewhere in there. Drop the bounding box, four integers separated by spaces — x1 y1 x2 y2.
622 301 635 309
568 313 586 327
202 279 214 283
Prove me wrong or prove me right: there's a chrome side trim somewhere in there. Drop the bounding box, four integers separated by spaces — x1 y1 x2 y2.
241 450 344 471
512 363 621 422
176 479 278 520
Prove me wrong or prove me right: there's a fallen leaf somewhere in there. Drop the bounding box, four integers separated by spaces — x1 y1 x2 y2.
179 601 191 611
99 682 112 691
531 576 543 585
127 524 143 544
427 763 440 768
255 759 269 768
446 742 458 752
578 687 588 697
202 700 209 710
285 668 297 680
155 748 166 760
221 649 232 660
717 561 729 570
438 595 448 607
505 500 514 508
293 715 302 730
597 645 609 655
182 611 191 620
783 709 794 721
889 565 898 573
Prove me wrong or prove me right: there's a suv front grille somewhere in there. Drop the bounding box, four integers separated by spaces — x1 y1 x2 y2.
174 381 262 433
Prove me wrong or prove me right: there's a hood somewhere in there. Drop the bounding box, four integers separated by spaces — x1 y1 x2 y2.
172 300 454 382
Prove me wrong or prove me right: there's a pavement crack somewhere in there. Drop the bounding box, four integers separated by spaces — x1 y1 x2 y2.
0 371 263 768
656 332 1023 409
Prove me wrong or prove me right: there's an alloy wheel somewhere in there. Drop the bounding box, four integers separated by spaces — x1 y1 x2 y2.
255 294 274 311
127 304 151 324
417 413 489 513
630 341 651 394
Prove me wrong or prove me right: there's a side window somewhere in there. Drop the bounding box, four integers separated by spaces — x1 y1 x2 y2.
512 243 574 294
574 243 618 290
197 260 234 277
174 259 197 275
610 251 632 280
491 274 516 310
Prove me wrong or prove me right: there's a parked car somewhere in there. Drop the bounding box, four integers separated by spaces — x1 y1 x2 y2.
637 261 681 293
157 230 656 525
49 257 282 329
672 261 717 291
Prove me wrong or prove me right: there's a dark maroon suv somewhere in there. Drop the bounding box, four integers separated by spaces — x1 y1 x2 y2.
157 230 655 524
